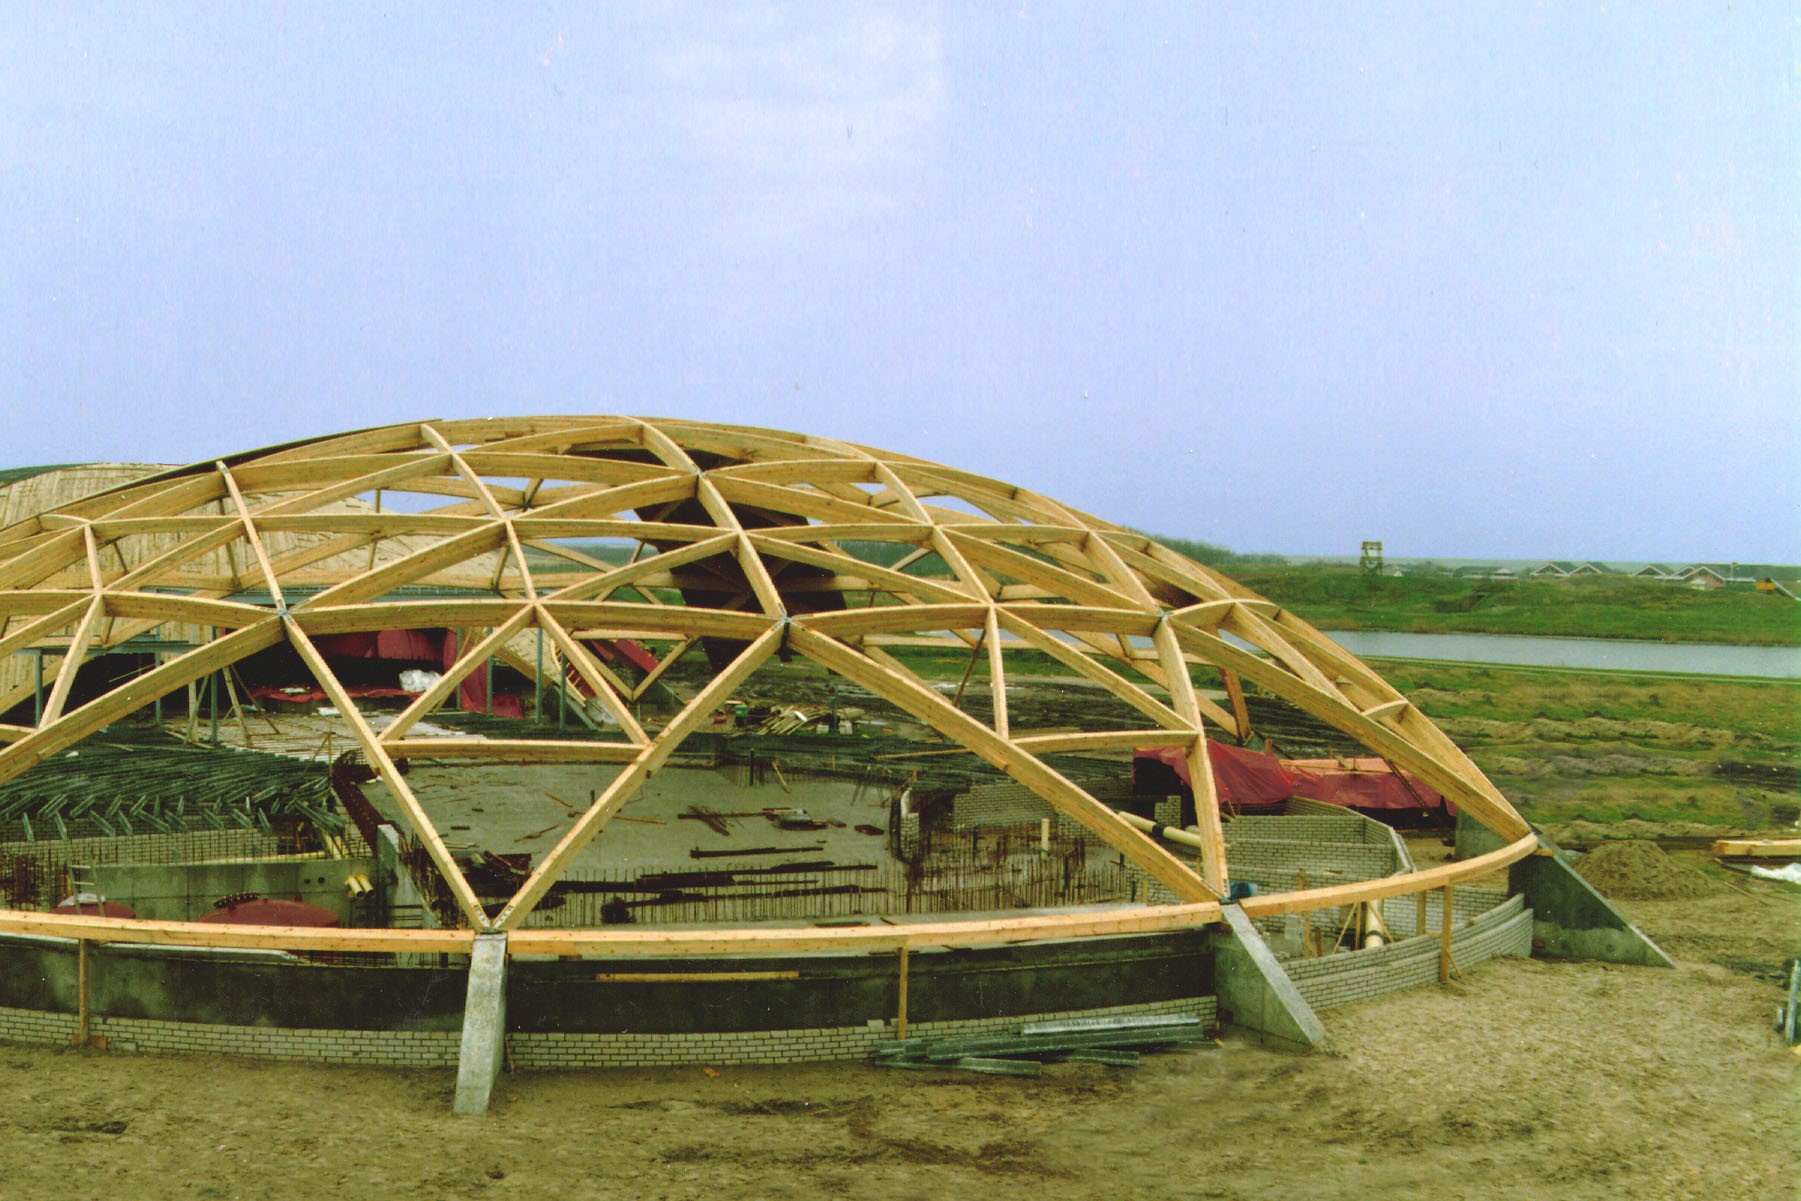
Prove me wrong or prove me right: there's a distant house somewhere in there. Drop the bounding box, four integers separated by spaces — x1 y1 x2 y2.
1680 565 1726 590
1530 560 1606 579
1632 564 1681 581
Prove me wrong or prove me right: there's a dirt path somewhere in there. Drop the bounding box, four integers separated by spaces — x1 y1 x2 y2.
0 887 1794 1201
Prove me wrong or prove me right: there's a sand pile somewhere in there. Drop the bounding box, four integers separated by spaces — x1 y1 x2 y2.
1574 840 1716 900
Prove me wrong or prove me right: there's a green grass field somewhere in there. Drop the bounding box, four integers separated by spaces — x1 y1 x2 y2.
1229 566 1801 646
1372 659 1800 831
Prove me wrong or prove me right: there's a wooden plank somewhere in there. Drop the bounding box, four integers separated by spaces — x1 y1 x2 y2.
710 474 921 529
465 418 644 459
745 533 981 605
302 523 510 609
706 457 883 486
896 946 910 1039
945 530 1138 610
382 738 641 763
1361 699 1411 723
510 900 1225 956
545 600 776 642
502 474 698 524
1439 883 1455 982
793 603 993 639
457 449 675 487
1010 729 1192 753
1710 839 1801 858
37 598 104 727
99 592 271 631
0 909 475 954
250 451 455 518
1152 617 1228 894
0 596 95 662
631 419 702 471
592 971 802 983
1221 669 1251 742
984 605 1009 740
545 533 737 603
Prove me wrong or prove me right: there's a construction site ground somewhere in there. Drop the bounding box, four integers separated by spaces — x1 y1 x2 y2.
0 850 1793 1201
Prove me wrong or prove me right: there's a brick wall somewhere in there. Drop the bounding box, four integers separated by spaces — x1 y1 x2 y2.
1280 894 1531 1011
1 989 1216 1071
509 996 1217 1069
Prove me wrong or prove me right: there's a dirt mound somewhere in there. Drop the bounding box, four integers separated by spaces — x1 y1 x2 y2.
1574 839 1716 900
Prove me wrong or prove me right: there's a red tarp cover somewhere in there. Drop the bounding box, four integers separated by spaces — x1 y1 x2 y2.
1134 743 1453 816
301 629 524 718
584 639 659 677
197 898 341 927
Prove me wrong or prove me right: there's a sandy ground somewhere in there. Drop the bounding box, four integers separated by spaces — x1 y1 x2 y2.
0 867 1794 1201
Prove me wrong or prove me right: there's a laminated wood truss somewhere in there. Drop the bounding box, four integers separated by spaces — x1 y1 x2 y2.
0 417 1529 933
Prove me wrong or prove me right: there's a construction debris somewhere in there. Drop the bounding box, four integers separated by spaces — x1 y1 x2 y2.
874 1014 1213 1074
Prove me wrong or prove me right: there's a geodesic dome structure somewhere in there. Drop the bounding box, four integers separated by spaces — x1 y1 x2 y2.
0 417 1528 933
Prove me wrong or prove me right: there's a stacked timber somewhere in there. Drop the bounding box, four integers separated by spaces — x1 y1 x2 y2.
874 1013 1213 1075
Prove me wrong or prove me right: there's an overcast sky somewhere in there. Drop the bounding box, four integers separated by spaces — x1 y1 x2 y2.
2 4 1794 563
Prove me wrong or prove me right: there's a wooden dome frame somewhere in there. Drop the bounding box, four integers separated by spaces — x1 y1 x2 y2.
0 417 1533 950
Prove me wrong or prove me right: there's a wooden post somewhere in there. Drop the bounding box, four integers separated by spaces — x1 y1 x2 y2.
1438 884 1455 983
76 937 90 1047
1416 889 1428 940
1297 868 1310 956
896 946 910 1039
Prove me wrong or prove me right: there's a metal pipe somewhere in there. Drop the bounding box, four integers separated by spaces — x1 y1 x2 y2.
1114 809 1209 852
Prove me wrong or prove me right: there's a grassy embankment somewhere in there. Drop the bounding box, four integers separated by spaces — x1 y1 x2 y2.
1229 565 1801 646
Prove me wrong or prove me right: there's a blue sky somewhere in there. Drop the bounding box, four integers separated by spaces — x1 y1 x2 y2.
2 4 1794 562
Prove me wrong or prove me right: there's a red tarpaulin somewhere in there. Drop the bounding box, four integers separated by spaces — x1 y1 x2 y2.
56 897 136 919
307 630 523 718
584 638 659 677
1134 743 1453 817
197 898 340 927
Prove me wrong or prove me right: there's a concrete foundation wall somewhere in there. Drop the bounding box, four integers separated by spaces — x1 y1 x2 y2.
510 997 1217 1069
92 858 379 924
0 928 1212 1069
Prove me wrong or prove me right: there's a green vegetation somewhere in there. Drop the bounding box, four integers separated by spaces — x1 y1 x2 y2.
1377 659 1800 831
1230 566 1801 646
